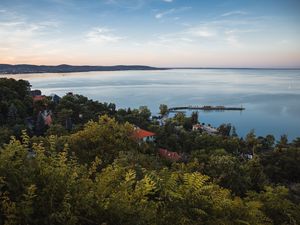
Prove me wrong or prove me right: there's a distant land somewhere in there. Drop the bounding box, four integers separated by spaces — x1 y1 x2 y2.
0 64 299 74
0 64 167 74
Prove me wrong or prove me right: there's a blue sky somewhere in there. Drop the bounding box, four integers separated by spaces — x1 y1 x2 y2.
0 0 299 67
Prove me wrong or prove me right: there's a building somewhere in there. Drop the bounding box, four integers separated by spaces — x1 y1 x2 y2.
133 127 155 142
192 124 202 131
50 94 61 104
159 148 182 162
192 123 218 135
30 89 42 97
33 95 46 102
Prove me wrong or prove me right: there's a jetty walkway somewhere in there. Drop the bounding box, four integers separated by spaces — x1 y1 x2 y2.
168 105 245 112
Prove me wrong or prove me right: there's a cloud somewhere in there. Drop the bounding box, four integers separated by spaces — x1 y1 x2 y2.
225 35 241 47
155 7 191 19
163 0 173 2
86 27 124 44
105 0 145 10
187 27 216 37
221 10 248 17
155 8 175 19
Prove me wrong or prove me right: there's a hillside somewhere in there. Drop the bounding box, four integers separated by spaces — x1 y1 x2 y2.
0 64 167 74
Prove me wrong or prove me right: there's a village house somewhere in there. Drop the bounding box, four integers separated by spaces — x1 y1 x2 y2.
30 89 42 97
133 127 156 142
192 123 218 135
33 95 46 102
159 148 182 162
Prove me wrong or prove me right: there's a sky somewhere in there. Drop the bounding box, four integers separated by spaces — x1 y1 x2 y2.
0 0 300 67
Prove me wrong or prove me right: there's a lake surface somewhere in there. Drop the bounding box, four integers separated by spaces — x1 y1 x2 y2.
4 69 300 140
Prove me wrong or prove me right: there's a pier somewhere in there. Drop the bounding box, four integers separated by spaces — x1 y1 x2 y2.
168 105 245 112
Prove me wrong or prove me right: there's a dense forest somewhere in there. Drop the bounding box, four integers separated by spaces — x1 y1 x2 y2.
0 78 299 225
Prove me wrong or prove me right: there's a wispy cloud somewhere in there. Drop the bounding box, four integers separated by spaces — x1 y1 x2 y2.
155 7 191 19
187 27 216 37
105 0 145 10
155 8 175 19
86 27 124 44
163 0 173 2
221 10 248 17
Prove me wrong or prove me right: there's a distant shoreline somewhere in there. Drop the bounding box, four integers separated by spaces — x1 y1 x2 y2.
0 64 299 74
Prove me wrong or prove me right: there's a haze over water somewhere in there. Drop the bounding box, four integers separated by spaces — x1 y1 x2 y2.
5 69 300 140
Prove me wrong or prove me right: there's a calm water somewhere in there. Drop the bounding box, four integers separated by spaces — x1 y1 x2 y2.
4 69 300 140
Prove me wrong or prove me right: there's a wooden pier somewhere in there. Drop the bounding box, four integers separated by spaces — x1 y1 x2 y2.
168 105 245 112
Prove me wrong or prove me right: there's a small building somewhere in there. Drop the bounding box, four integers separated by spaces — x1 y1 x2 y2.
159 148 182 162
50 94 61 104
30 90 42 97
192 124 202 131
41 110 53 126
202 125 218 135
192 123 218 135
241 153 253 160
133 127 155 142
33 95 46 102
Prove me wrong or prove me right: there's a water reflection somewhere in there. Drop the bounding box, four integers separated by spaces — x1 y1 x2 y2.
3 69 300 140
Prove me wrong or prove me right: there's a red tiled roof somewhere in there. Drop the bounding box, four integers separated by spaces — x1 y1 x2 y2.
159 148 181 161
33 95 46 101
133 128 155 139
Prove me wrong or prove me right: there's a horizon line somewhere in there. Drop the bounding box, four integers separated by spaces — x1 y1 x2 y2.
1 63 300 70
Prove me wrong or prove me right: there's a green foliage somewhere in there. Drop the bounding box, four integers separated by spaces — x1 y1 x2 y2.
247 186 300 225
68 115 136 165
0 78 33 126
0 135 273 225
261 147 300 183
159 104 168 116
1 78 300 225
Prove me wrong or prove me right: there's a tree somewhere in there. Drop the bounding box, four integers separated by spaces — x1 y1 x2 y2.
68 115 136 165
218 123 231 136
7 103 18 124
190 111 198 125
292 137 300 147
174 112 185 125
264 135 275 149
231 126 238 137
245 129 260 156
159 104 168 116
247 186 300 225
139 106 151 121
277 134 289 149
46 124 67 136
35 111 45 136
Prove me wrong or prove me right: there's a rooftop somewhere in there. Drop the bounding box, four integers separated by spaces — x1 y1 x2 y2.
133 128 155 139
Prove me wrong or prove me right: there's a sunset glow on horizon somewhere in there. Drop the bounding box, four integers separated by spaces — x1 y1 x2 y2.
0 0 300 68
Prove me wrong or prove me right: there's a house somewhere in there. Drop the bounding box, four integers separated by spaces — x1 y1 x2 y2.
159 148 182 162
41 110 53 126
30 89 42 97
192 124 202 131
33 95 46 102
50 94 61 104
192 123 218 135
241 153 253 160
202 125 218 135
133 127 155 142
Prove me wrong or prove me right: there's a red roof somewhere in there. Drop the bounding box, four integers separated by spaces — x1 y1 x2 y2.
133 128 155 139
33 95 46 101
159 148 181 161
